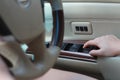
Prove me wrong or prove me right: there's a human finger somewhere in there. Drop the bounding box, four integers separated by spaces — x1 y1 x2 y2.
0 56 9 72
89 49 103 57
0 56 14 80
83 40 98 48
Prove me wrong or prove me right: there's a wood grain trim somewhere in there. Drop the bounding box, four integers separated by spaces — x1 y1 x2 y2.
60 40 96 62
60 50 96 62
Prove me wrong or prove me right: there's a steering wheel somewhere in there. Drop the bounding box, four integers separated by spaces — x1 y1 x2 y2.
0 0 64 79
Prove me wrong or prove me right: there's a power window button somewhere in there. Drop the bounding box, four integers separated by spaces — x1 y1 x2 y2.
80 26 84 31
75 26 80 31
84 26 88 32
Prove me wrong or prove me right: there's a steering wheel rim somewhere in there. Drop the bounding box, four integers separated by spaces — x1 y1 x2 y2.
51 8 64 47
44 0 64 47
0 0 64 79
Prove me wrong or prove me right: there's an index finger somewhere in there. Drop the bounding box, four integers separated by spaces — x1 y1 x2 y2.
83 40 98 48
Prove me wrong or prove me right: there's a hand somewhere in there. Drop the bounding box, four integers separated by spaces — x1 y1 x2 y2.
0 57 14 80
0 36 14 80
83 35 120 57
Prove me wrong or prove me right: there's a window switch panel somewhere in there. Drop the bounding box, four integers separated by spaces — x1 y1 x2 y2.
72 22 92 35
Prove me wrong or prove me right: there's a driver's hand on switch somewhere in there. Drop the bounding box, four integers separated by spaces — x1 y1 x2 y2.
83 35 120 57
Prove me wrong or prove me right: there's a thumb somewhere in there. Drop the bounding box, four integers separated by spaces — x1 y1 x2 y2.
0 57 14 80
89 50 103 57
0 56 9 72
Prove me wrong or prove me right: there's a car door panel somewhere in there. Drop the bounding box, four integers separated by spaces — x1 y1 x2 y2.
45 1 120 80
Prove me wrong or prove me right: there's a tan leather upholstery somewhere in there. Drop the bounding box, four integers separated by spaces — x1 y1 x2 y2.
35 69 97 80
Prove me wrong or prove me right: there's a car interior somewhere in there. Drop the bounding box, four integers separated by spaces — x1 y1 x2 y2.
43 0 120 80
1 0 120 80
